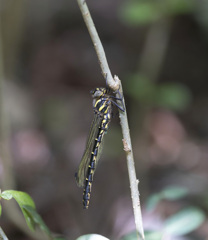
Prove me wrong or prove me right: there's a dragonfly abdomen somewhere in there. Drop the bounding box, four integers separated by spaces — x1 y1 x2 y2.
83 111 111 209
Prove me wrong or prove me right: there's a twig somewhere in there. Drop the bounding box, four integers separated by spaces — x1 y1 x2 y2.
76 0 120 91
76 1 145 239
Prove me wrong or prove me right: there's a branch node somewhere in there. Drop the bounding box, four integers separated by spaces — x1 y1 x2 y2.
122 139 131 152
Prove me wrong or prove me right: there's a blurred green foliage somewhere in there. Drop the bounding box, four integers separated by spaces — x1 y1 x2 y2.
119 0 195 26
146 186 206 237
125 74 191 111
164 207 205 236
121 230 163 240
120 231 138 240
144 231 163 240
146 186 189 211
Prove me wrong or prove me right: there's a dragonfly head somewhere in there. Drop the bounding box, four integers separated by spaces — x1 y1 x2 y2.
90 88 107 99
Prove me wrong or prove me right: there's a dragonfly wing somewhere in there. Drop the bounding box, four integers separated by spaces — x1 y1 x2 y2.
76 113 102 187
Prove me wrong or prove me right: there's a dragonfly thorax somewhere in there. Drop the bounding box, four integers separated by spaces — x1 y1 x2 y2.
94 98 111 115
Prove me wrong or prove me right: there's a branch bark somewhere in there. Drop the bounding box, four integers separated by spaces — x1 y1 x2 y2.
76 1 145 239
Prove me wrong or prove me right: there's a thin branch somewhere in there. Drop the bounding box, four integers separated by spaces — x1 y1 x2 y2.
115 78 144 240
76 1 145 239
76 0 120 91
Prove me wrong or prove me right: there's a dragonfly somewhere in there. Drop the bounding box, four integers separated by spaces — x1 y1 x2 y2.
75 87 125 209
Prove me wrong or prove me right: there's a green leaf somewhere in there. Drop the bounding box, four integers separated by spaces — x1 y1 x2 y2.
76 234 110 240
1 190 36 231
1 190 52 237
1 191 13 200
164 207 206 236
23 205 50 235
1 190 55 238
1 190 35 207
0 203 2 216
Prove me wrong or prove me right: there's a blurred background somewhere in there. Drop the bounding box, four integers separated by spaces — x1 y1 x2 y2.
1 0 208 239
